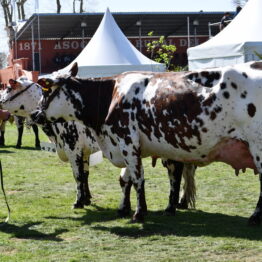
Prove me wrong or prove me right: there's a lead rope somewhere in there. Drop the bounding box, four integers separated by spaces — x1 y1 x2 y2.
0 160 11 223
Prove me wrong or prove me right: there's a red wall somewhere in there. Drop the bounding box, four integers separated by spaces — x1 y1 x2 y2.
11 36 208 73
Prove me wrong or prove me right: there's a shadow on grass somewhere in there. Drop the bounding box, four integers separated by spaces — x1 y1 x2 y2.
0 222 67 241
44 205 262 240
0 148 15 154
45 204 118 225
91 209 262 241
0 145 41 151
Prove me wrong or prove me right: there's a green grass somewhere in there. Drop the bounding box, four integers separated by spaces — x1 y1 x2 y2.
0 123 261 262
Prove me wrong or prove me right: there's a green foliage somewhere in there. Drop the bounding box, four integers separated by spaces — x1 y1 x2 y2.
146 31 177 70
254 51 262 59
0 123 261 262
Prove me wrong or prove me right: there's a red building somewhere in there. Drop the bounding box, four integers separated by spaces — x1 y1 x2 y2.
10 12 225 74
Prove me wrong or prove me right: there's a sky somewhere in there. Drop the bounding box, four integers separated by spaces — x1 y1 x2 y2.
0 0 236 54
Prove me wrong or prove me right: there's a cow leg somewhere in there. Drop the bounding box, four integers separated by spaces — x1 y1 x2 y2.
162 159 183 215
0 121 6 146
32 124 41 148
82 153 92 205
71 153 91 209
178 164 197 209
248 174 262 226
16 126 23 149
15 116 24 149
0 130 5 146
122 145 147 222
118 168 132 217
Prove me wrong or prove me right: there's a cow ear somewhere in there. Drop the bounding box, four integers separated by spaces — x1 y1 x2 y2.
37 78 54 91
70 62 78 77
9 79 18 89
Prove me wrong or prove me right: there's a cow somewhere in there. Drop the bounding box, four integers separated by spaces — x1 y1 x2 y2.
31 61 262 225
0 83 40 148
0 76 196 215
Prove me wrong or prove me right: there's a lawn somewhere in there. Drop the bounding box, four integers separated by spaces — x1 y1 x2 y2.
0 123 261 262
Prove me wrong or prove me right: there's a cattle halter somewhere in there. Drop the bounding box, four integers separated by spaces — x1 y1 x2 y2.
41 85 62 111
2 82 35 104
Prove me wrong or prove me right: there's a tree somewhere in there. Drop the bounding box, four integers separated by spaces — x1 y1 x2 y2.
16 0 27 20
0 52 7 69
232 0 248 7
1 0 13 27
56 0 61 14
146 31 177 70
73 0 84 13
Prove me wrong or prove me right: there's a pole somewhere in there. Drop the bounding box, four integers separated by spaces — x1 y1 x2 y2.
187 16 190 48
37 14 41 73
31 23 35 71
139 25 142 52
208 22 211 38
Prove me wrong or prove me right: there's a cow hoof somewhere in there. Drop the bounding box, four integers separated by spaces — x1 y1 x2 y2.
117 208 131 218
177 202 188 210
35 143 41 149
164 207 176 216
131 212 144 223
72 202 84 209
84 199 91 206
248 215 261 226
15 144 21 149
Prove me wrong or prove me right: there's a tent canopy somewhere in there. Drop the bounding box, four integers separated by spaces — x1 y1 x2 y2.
62 8 165 77
187 0 262 70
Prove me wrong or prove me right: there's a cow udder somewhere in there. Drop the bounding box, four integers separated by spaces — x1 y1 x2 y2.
208 138 257 173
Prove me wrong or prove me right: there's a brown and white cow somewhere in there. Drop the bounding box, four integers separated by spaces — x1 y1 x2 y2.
0 76 196 216
32 61 262 225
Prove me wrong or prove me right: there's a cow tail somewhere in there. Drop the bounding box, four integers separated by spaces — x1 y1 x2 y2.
182 164 196 209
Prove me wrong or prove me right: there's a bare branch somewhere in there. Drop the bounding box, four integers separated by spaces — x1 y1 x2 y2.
56 0 61 14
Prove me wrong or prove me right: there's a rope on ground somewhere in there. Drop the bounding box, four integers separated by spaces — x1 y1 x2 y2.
0 160 11 224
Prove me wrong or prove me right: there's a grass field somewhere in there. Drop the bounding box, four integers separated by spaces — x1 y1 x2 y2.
0 123 261 262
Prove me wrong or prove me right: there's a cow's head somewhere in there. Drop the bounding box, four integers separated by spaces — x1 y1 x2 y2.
0 76 40 117
31 62 80 124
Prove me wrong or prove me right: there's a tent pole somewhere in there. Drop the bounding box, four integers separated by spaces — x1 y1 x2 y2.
31 23 35 71
37 13 41 73
187 16 190 48
208 22 211 38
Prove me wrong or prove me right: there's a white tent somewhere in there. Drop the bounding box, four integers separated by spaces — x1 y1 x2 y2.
187 0 262 70
61 8 165 77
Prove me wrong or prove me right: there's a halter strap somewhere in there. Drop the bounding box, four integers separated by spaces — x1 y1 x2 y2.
2 82 36 104
41 85 62 111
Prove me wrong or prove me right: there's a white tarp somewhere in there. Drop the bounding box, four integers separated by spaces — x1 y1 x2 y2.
187 0 262 70
61 8 165 77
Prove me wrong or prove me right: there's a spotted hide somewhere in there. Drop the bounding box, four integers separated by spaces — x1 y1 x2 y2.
31 61 262 225
0 76 196 216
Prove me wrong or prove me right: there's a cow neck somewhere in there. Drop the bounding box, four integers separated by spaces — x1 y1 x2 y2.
74 78 115 133
2 83 35 104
